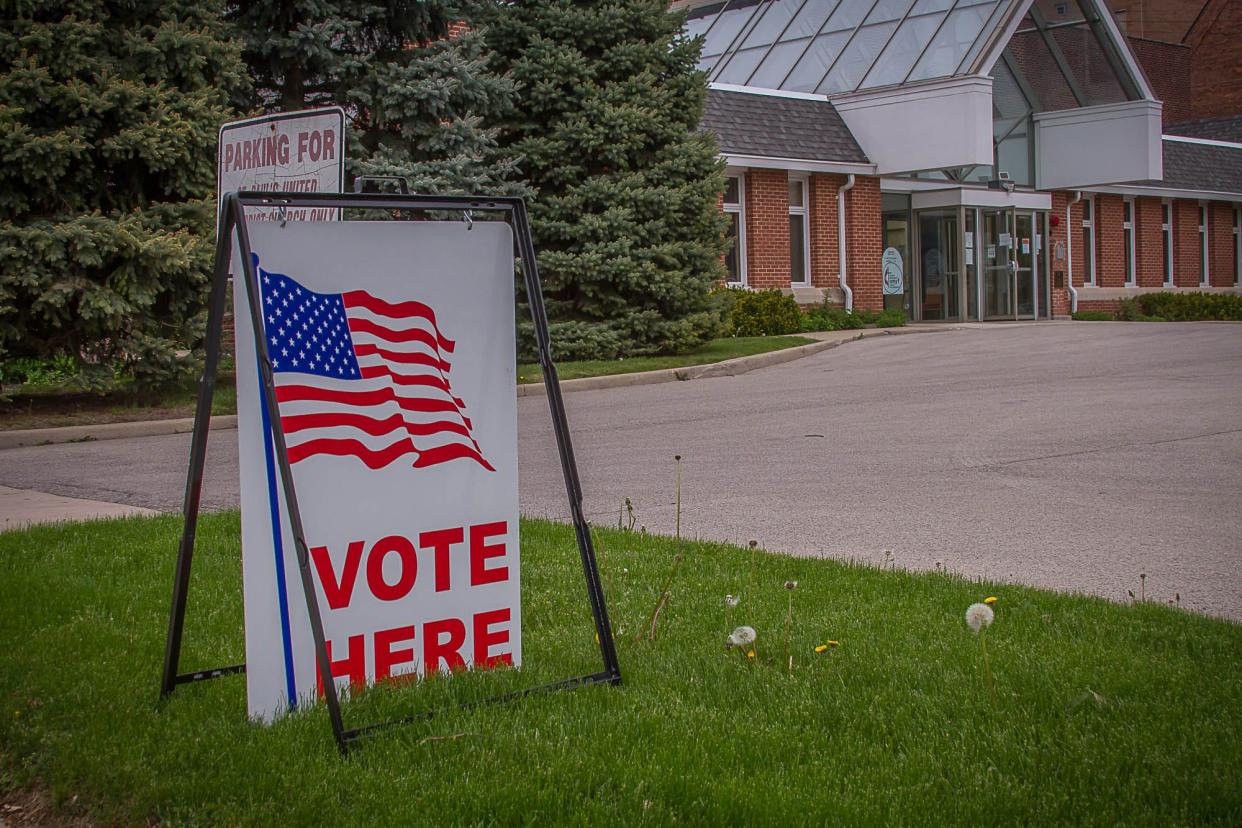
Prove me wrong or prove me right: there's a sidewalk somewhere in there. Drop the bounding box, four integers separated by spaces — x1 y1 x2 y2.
0 485 159 532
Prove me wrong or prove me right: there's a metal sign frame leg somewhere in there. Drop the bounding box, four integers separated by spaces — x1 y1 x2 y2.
160 191 621 754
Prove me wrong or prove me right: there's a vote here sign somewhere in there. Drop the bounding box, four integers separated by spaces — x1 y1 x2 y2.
218 108 345 223
231 219 520 722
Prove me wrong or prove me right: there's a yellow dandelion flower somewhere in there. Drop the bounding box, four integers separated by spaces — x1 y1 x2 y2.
984 596 998 605
827 640 840 647
746 649 756 659
814 644 828 653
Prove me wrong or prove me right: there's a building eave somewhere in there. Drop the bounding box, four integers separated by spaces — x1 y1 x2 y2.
721 153 877 177
1086 184 1242 202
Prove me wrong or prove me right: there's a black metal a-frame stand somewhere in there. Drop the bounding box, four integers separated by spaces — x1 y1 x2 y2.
160 191 622 754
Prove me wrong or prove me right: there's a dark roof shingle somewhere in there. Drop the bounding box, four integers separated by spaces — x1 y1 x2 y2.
1165 115 1242 143
1160 138 1242 194
700 88 869 165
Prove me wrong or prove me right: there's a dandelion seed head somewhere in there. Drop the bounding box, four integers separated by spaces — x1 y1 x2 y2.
965 602 994 633
728 625 757 647
784 580 798 590
724 595 740 608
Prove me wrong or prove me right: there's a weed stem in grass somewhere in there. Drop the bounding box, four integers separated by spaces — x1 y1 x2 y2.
783 582 798 674
639 552 684 642
674 455 682 541
746 540 758 608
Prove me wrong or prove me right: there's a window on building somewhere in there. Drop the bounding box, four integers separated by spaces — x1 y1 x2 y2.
788 176 809 285
1081 197 1095 286
1233 206 1240 287
1161 201 1173 287
1199 205 1210 287
1122 199 1135 287
723 176 745 285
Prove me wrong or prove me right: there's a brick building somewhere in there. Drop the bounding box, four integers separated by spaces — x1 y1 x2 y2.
680 0 1242 320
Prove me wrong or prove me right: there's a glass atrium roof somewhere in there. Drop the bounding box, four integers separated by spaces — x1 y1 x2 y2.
685 0 1024 96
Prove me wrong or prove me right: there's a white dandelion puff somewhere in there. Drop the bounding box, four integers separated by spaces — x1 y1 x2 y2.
724 595 740 608
728 625 757 647
965 602 994 633
784 580 798 590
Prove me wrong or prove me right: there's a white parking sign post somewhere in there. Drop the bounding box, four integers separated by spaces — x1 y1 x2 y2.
217 108 345 223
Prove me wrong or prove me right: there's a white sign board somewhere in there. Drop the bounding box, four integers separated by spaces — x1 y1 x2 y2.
881 247 904 296
218 107 345 223
232 221 520 722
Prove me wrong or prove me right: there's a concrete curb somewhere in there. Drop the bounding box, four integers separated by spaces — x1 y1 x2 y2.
515 325 950 396
0 414 238 451
0 325 952 449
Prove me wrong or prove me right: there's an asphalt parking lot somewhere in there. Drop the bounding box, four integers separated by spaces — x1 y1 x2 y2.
3 322 1239 619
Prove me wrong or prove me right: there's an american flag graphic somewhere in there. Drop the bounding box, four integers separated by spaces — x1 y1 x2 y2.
252 254 494 471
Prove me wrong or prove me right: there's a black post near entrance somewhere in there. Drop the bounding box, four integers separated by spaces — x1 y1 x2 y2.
160 192 622 754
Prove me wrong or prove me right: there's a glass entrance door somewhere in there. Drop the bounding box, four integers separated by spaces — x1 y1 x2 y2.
918 211 959 321
1015 212 1035 317
982 209 1014 319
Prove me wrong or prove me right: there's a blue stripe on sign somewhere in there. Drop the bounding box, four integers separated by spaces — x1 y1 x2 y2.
257 361 298 710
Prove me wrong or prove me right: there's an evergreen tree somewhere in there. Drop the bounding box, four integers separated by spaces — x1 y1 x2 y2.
228 0 521 195
0 0 250 386
485 0 729 360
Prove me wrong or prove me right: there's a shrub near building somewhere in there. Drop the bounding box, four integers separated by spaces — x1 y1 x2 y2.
729 289 802 336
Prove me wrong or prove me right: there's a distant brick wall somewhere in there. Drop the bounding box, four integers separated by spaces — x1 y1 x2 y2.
1110 0 1205 44
1127 37 1191 125
743 169 790 290
1185 0 1242 119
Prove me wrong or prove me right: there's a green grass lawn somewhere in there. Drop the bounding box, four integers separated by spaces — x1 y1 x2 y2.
1 514 1239 825
517 335 815 383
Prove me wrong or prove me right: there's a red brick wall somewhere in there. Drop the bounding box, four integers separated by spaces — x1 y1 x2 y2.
1174 200 1202 287
735 169 882 305
845 176 883 311
1095 195 1128 287
1134 197 1165 287
743 169 790 290
808 173 844 290
1076 298 1122 314
1209 202 1234 287
1048 192 1071 315
1064 195 1092 288
1127 38 1191 125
